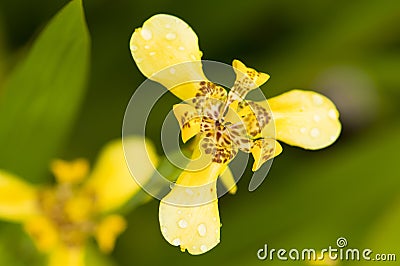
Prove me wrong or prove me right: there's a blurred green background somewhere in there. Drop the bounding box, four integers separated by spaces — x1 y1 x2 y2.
0 0 399 265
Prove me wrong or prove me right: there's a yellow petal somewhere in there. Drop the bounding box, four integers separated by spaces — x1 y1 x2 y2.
84 137 158 213
173 103 201 143
159 162 224 255
50 159 89 184
48 244 85 266
233 60 270 87
219 166 237 194
268 90 341 150
160 196 220 255
228 60 270 101
223 100 241 124
130 14 206 99
94 215 127 253
251 139 282 171
0 171 38 222
24 216 59 252
236 101 272 138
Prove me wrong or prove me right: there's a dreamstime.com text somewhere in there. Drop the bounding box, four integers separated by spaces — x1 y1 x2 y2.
257 237 396 262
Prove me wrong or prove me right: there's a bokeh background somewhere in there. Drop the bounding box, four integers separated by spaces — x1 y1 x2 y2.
0 0 399 265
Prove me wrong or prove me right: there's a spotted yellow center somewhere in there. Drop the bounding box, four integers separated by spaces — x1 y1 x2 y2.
174 73 278 170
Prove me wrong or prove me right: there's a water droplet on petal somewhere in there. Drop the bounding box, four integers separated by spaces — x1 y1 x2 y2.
144 45 150 49
178 219 188 229
141 29 152 40
172 238 181 246
197 223 207 236
130 45 137 51
328 109 337 119
179 46 185 51
177 210 182 215
300 127 307 134
136 58 143 63
200 244 207 252
149 51 156 56
313 115 321 122
170 68 176 74
161 226 167 234
186 188 193 195
166 32 176 40
312 94 323 105
310 128 320 138
165 24 171 28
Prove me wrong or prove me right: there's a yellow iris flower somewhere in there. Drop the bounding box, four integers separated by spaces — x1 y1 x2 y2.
129 14 341 255
0 137 158 265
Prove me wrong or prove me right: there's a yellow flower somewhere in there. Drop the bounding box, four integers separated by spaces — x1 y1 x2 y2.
129 14 341 254
0 137 158 265
308 251 338 265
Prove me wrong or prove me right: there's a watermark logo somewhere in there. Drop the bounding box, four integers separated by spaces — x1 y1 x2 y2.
122 61 276 205
257 237 396 263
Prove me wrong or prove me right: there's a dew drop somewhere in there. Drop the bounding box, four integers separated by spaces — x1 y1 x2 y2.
197 224 207 237
165 23 171 28
179 46 185 51
300 127 307 134
330 135 337 141
310 128 320 138
169 67 176 74
328 109 337 119
178 219 188 229
172 238 181 246
313 114 321 122
186 188 194 195
130 44 137 51
200 244 207 252
144 45 150 49
140 28 152 40
166 32 176 40
190 54 197 60
312 94 323 105
149 51 156 56
161 226 167 234
177 210 182 215
136 58 143 63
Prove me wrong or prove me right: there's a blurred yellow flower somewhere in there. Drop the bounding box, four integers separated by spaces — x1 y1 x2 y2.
0 137 158 266
130 14 341 255
308 251 338 265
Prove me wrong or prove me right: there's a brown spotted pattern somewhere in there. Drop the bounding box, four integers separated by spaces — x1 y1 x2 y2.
252 139 276 162
226 68 263 105
177 78 272 165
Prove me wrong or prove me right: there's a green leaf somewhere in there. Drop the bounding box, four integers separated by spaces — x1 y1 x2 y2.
0 0 90 183
0 222 45 266
85 242 116 266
